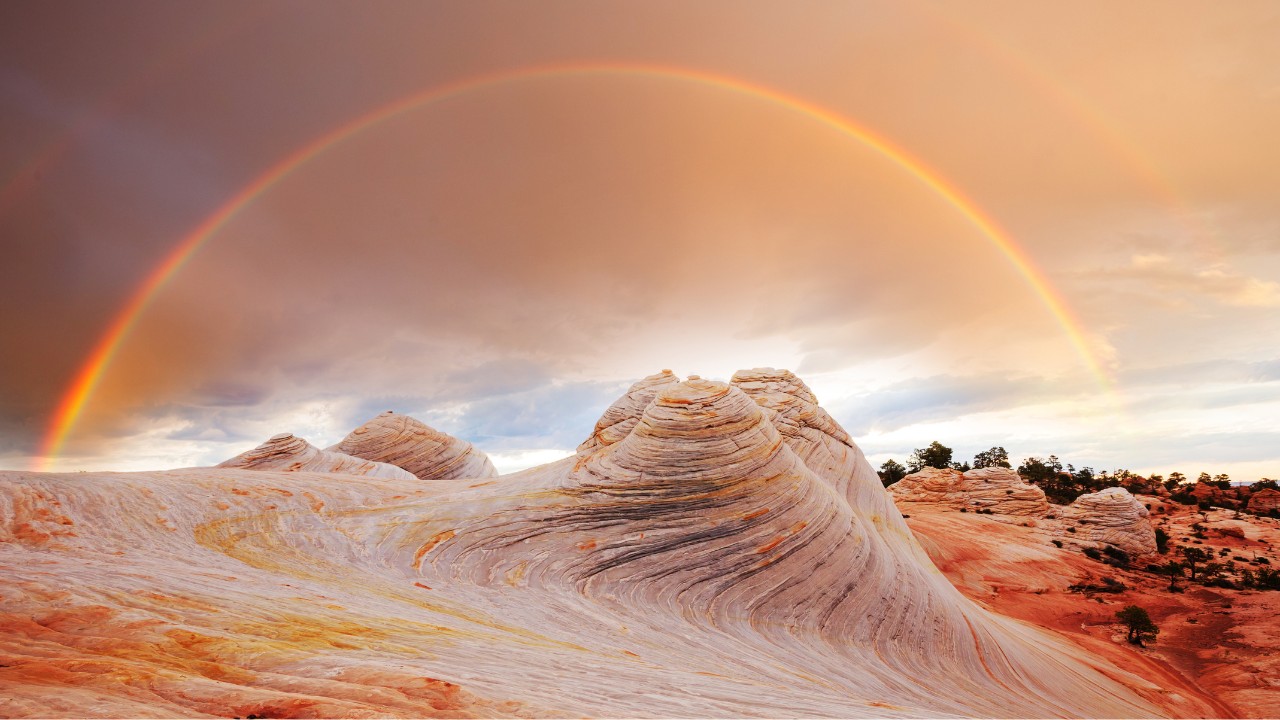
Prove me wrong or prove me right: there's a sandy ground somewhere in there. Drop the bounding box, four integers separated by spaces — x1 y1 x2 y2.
902 500 1280 718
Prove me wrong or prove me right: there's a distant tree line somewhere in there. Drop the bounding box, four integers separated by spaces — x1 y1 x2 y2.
877 440 1279 517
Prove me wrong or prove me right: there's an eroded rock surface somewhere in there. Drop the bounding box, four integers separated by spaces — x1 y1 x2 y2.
332 411 496 480
576 369 680 453
888 465 1050 516
1248 487 1280 514
1061 486 1159 557
0 371 1170 718
219 432 416 481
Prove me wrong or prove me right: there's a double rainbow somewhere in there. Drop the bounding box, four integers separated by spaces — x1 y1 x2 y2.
36 62 1111 470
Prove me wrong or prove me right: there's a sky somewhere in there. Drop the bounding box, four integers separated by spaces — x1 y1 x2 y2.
1 1 1278 479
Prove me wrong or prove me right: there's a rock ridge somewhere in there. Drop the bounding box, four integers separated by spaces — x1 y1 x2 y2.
332 411 497 480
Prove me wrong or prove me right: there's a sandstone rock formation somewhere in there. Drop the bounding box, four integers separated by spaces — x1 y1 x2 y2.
1249 487 1280 514
219 432 417 481
1061 486 1159 557
331 411 496 480
888 465 1050 516
576 369 680 453
0 371 1169 717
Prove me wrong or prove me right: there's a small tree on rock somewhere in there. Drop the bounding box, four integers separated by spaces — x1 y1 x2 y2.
1180 546 1210 581
973 446 1011 469
906 442 955 473
878 459 906 487
1115 605 1159 646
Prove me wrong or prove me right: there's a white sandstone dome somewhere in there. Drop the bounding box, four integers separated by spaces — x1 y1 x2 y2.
331 411 497 480
218 432 416 481
889 465 1049 516
1061 486 1158 557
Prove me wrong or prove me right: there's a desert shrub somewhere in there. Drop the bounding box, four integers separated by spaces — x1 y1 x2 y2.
1103 545 1131 567
1116 605 1159 645
1083 546 1103 561
1067 526 1076 534
1052 540 1064 548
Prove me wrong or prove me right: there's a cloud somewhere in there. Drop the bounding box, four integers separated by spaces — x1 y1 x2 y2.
1086 254 1280 308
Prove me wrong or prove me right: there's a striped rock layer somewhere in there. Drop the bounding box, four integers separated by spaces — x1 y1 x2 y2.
576 369 680 453
889 466 1051 516
0 372 1172 717
218 433 416 481
332 411 497 480
1061 486 1159 557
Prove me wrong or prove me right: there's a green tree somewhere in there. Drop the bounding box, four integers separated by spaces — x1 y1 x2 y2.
1115 605 1159 645
1160 560 1184 591
1211 473 1231 490
906 441 954 473
878 459 907 487
1180 546 1210 581
1165 472 1186 491
973 446 1011 469
1252 478 1279 492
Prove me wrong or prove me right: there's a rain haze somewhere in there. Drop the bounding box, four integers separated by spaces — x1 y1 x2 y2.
2 1 1278 479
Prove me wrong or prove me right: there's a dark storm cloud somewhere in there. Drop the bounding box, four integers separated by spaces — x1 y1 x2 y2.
2 0 1279 475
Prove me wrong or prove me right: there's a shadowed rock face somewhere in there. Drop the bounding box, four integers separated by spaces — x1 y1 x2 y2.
889 466 1050 516
1062 487 1159 557
0 370 1169 718
218 433 416 481
332 411 497 480
1248 488 1280 513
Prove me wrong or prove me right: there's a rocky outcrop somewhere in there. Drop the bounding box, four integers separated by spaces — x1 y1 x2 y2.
1249 488 1280 514
888 466 1050 516
218 432 416 481
0 370 1165 718
728 367 911 533
1191 481 1235 507
331 411 496 480
1061 486 1158 557
577 369 680 453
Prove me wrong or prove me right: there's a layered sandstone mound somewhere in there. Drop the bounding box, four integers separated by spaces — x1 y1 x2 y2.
218 432 416 481
1 372 1169 717
727 368 919 548
408 379 1159 717
332 411 496 480
576 369 680 453
1062 486 1158 557
888 466 1050 516
1249 487 1280 514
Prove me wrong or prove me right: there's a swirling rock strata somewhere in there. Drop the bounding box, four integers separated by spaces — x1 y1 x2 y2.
0 371 1170 718
889 466 1050 516
408 379 1160 717
576 369 680 453
218 433 417 481
1061 486 1158 557
332 411 496 480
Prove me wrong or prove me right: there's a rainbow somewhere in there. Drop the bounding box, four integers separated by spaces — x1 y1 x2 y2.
35 61 1112 471
912 3 1222 263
